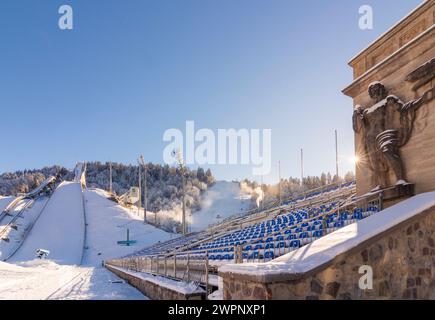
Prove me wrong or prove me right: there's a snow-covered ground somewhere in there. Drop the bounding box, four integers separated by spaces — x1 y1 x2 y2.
190 181 252 231
0 260 146 300
0 181 252 299
0 184 176 300
0 196 14 213
0 197 50 260
9 181 85 265
82 188 175 265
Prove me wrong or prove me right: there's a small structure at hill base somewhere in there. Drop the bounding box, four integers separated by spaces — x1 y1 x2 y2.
36 249 50 259
117 229 137 246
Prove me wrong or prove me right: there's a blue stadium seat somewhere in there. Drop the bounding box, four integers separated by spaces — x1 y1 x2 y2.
265 243 274 249
277 241 286 248
290 240 301 248
248 251 260 259
264 251 275 259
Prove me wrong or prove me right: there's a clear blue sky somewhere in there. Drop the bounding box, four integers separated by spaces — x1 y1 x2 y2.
0 0 423 183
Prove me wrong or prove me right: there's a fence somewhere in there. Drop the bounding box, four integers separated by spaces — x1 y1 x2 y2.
107 251 212 297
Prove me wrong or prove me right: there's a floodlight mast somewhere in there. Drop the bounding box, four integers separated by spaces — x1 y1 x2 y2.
109 161 113 193
139 155 148 224
335 129 339 179
175 149 187 236
278 160 282 207
137 158 142 215
300 148 304 187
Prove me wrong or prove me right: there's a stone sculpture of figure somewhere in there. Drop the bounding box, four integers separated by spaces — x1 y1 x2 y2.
353 81 434 191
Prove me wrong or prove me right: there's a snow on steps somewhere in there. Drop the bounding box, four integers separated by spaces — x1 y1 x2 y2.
220 191 435 279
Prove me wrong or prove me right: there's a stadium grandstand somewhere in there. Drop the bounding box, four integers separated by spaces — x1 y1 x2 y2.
107 180 382 293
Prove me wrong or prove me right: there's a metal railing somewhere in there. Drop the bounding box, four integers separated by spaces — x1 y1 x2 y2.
106 250 213 298
207 181 356 232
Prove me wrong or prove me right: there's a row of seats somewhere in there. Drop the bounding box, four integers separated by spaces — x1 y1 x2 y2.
195 202 338 251
210 181 355 229
197 205 379 261
124 181 358 263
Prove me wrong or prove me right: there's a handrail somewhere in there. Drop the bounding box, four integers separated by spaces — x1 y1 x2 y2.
126 183 357 260
0 199 34 241
207 181 355 231
106 188 381 289
0 196 24 223
106 250 212 294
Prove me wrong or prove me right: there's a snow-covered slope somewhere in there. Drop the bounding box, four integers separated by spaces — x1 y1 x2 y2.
0 185 175 300
190 181 252 231
0 197 50 260
0 196 14 213
82 188 174 265
10 182 85 265
0 260 145 300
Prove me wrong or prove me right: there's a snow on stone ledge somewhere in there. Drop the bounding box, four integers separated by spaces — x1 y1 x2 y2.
209 289 223 300
220 191 435 278
108 265 205 295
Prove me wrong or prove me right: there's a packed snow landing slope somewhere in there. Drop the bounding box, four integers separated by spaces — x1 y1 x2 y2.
0 261 145 300
190 181 252 231
83 188 174 265
10 181 85 265
0 187 175 300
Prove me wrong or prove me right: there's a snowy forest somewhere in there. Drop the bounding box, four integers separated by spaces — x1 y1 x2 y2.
242 171 355 207
0 163 354 232
85 162 215 213
0 162 215 216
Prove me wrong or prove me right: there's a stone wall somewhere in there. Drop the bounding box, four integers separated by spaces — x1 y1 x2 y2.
106 264 205 300
220 205 435 300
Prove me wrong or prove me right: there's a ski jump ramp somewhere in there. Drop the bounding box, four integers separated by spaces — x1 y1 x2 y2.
10 181 85 265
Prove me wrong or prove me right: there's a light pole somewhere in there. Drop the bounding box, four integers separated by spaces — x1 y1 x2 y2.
300 148 304 187
137 158 142 216
335 129 339 179
278 160 282 207
109 161 113 193
139 155 148 223
175 149 187 236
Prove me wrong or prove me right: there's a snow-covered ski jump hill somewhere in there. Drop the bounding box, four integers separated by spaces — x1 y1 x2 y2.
0 165 251 300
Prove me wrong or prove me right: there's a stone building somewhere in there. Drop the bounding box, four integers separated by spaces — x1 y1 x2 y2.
219 0 435 300
342 0 435 198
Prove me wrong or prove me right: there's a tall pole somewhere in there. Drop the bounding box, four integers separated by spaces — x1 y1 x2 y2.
182 174 186 235
109 161 113 193
139 155 147 224
335 129 339 179
260 174 263 210
176 150 187 236
137 158 142 215
300 148 304 187
278 160 282 207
